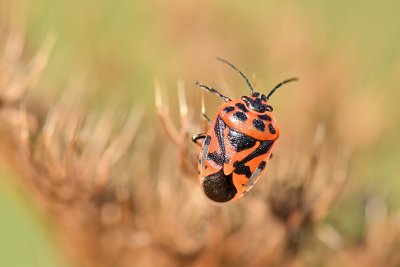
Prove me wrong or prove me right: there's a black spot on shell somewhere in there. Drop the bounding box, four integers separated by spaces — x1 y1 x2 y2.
233 111 247 121
235 103 248 112
258 114 272 121
214 117 228 164
253 119 265 132
203 170 237 202
261 94 268 101
207 151 224 166
232 140 274 180
268 124 276 134
233 161 252 178
228 128 257 152
259 161 266 171
223 106 235 113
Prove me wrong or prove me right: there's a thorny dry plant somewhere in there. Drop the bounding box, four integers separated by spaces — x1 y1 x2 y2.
1 27 400 267
156 80 350 265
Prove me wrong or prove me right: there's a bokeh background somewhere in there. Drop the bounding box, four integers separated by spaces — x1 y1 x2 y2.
1 0 400 266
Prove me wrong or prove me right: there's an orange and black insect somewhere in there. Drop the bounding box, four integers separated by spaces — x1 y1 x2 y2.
192 58 297 202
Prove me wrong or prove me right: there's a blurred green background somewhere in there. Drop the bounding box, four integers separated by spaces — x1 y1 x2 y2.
1 0 400 266
0 167 68 267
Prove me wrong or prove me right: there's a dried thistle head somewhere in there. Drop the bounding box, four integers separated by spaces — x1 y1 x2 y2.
268 125 349 223
12 92 145 266
155 78 352 265
155 79 202 176
265 125 349 256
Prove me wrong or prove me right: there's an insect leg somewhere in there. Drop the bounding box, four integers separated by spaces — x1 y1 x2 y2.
196 82 232 102
247 161 266 189
202 113 212 124
192 133 207 147
155 80 181 145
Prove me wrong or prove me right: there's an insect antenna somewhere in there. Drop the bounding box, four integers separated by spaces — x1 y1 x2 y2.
216 57 255 95
196 81 232 102
266 77 298 100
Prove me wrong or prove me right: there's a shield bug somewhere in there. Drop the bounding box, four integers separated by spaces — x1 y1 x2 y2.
193 58 297 202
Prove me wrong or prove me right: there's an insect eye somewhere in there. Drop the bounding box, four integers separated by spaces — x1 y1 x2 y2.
266 105 273 112
261 94 267 101
252 92 260 97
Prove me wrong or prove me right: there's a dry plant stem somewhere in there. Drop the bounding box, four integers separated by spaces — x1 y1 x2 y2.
266 124 350 262
311 147 349 222
0 32 55 203
8 35 54 104
154 80 181 146
177 79 197 171
303 124 326 188
155 80 199 175
200 91 211 131
96 108 144 187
